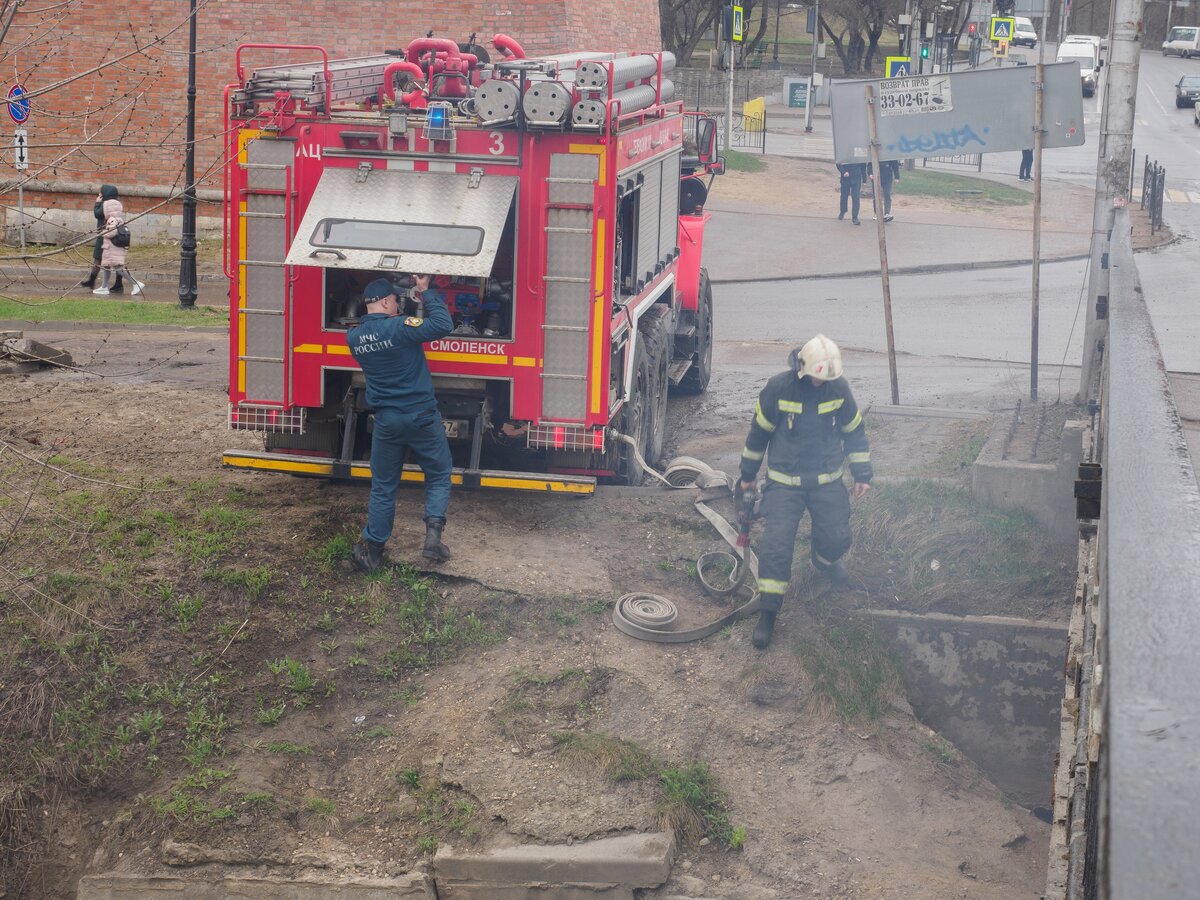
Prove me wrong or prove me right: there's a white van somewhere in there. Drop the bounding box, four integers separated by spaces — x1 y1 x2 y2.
1162 26 1200 58
1013 17 1038 48
1057 40 1102 97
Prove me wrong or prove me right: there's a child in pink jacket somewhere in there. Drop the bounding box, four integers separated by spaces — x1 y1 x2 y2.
92 194 143 296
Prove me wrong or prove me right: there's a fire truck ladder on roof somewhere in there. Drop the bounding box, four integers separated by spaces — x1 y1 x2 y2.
234 56 399 111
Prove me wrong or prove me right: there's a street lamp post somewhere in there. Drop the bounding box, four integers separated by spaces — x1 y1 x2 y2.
178 0 198 309
769 0 782 69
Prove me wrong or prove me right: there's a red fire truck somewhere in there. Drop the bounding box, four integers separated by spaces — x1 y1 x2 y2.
222 34 722 494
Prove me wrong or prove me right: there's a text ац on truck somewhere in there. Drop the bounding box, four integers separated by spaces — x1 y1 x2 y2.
222 34 725 494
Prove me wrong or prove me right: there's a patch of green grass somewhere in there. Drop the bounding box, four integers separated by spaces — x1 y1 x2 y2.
409 777 479 838
895 169 1030 206
794 621 900 722
553 732 656 783
416 835 438 854
657 763 741 848
0 295 227 326
255 702 286 726
213 566 273 601
305 796 336 817
173 595 203 634
552 732 744 849
359 726 391 740
267 657 316 694
174 505 254 565
924 419 992 474
314 534 355 569
859 480 1071 604
397 769 422 789
242 791 274 808
721 148 768 173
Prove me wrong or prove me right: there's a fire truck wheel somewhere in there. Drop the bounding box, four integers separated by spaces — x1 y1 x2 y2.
677 268 713 395
619 338 651 485
639 306 672 467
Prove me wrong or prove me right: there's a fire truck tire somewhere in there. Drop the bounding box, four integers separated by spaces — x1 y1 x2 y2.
618 338 651 485
639 305 672 467
677 268 712 395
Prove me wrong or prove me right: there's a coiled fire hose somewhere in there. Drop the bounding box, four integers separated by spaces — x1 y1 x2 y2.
608 435 764 643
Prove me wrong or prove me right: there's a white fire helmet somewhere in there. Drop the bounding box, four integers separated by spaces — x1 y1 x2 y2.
796 334 843 381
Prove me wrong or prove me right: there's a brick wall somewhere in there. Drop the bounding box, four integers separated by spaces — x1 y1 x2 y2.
5 0 660 231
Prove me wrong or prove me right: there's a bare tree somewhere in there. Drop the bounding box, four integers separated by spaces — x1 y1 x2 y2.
660 0 722 66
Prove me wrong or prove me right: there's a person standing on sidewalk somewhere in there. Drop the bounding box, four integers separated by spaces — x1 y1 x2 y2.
347 275 454 573
836 162 866 225
737 335 873 650
1019 148 1033 182
868 159 901 222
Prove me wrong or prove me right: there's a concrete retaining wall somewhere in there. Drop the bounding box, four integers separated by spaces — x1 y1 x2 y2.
862 609 1067 808
76 873 433 899
970 419 1086 546
78 832 675 900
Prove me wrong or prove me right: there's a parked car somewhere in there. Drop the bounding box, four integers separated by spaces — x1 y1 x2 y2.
1057 41 1102 97
1162 25 1200 58
1013 17 1038 48
1176 74 1200 108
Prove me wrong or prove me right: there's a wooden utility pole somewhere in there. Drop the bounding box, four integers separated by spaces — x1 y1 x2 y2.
865 84 900 406
1030 33 1046 400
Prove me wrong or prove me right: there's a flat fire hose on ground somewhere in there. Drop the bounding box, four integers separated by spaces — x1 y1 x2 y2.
608 436 764 643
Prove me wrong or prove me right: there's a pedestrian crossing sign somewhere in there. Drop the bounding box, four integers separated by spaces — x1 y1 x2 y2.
990 17 1015 41
885 56 912 78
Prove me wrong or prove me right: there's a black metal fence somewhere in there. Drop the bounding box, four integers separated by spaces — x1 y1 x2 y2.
716 112 767 154
1141 156 1166 234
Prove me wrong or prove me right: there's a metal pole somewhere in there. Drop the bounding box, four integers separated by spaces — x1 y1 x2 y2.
770 0 781 68
805 0 818 132
178 0 198 309
16 169 24 252
1078 0 1146 398
1031 47 1045 401
1167 0 1174 32
865 84 900 406
1057 0 1069 45
725 42 735 152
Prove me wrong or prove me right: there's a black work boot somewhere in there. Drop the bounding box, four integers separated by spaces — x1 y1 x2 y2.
79 263 101 288
352 539 387 574
752 611 777 650
422 517 451 563
111 274 124 294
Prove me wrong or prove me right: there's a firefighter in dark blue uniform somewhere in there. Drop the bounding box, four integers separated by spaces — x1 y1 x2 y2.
738 335 873 649
347 276 454 572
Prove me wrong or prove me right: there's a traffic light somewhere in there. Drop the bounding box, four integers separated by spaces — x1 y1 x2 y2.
920 42 930 59
995 0 1015 15
968 22 977 36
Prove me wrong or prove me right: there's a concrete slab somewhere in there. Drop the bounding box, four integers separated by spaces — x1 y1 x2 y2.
435 883 633 899
76 872 433 899
433 832 674 887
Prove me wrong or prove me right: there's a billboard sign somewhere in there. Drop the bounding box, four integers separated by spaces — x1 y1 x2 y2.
830 63 1086 164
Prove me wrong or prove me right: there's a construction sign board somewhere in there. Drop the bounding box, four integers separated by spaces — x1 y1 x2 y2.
830 62 1085 164
990 17 1015 41
885 56 912 78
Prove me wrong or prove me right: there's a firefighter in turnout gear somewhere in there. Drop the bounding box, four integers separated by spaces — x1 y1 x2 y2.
738 335 872 649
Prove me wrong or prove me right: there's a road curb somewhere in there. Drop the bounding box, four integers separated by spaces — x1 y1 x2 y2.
708 253 1092 285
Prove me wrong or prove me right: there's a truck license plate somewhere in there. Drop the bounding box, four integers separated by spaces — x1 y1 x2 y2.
443 419 469 439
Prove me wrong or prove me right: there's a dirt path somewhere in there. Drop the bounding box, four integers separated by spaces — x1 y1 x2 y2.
0 332 1067 899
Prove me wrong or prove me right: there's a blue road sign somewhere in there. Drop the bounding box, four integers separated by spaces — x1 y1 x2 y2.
8 84 30 124
885 57 912 78
990 17 1014 41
